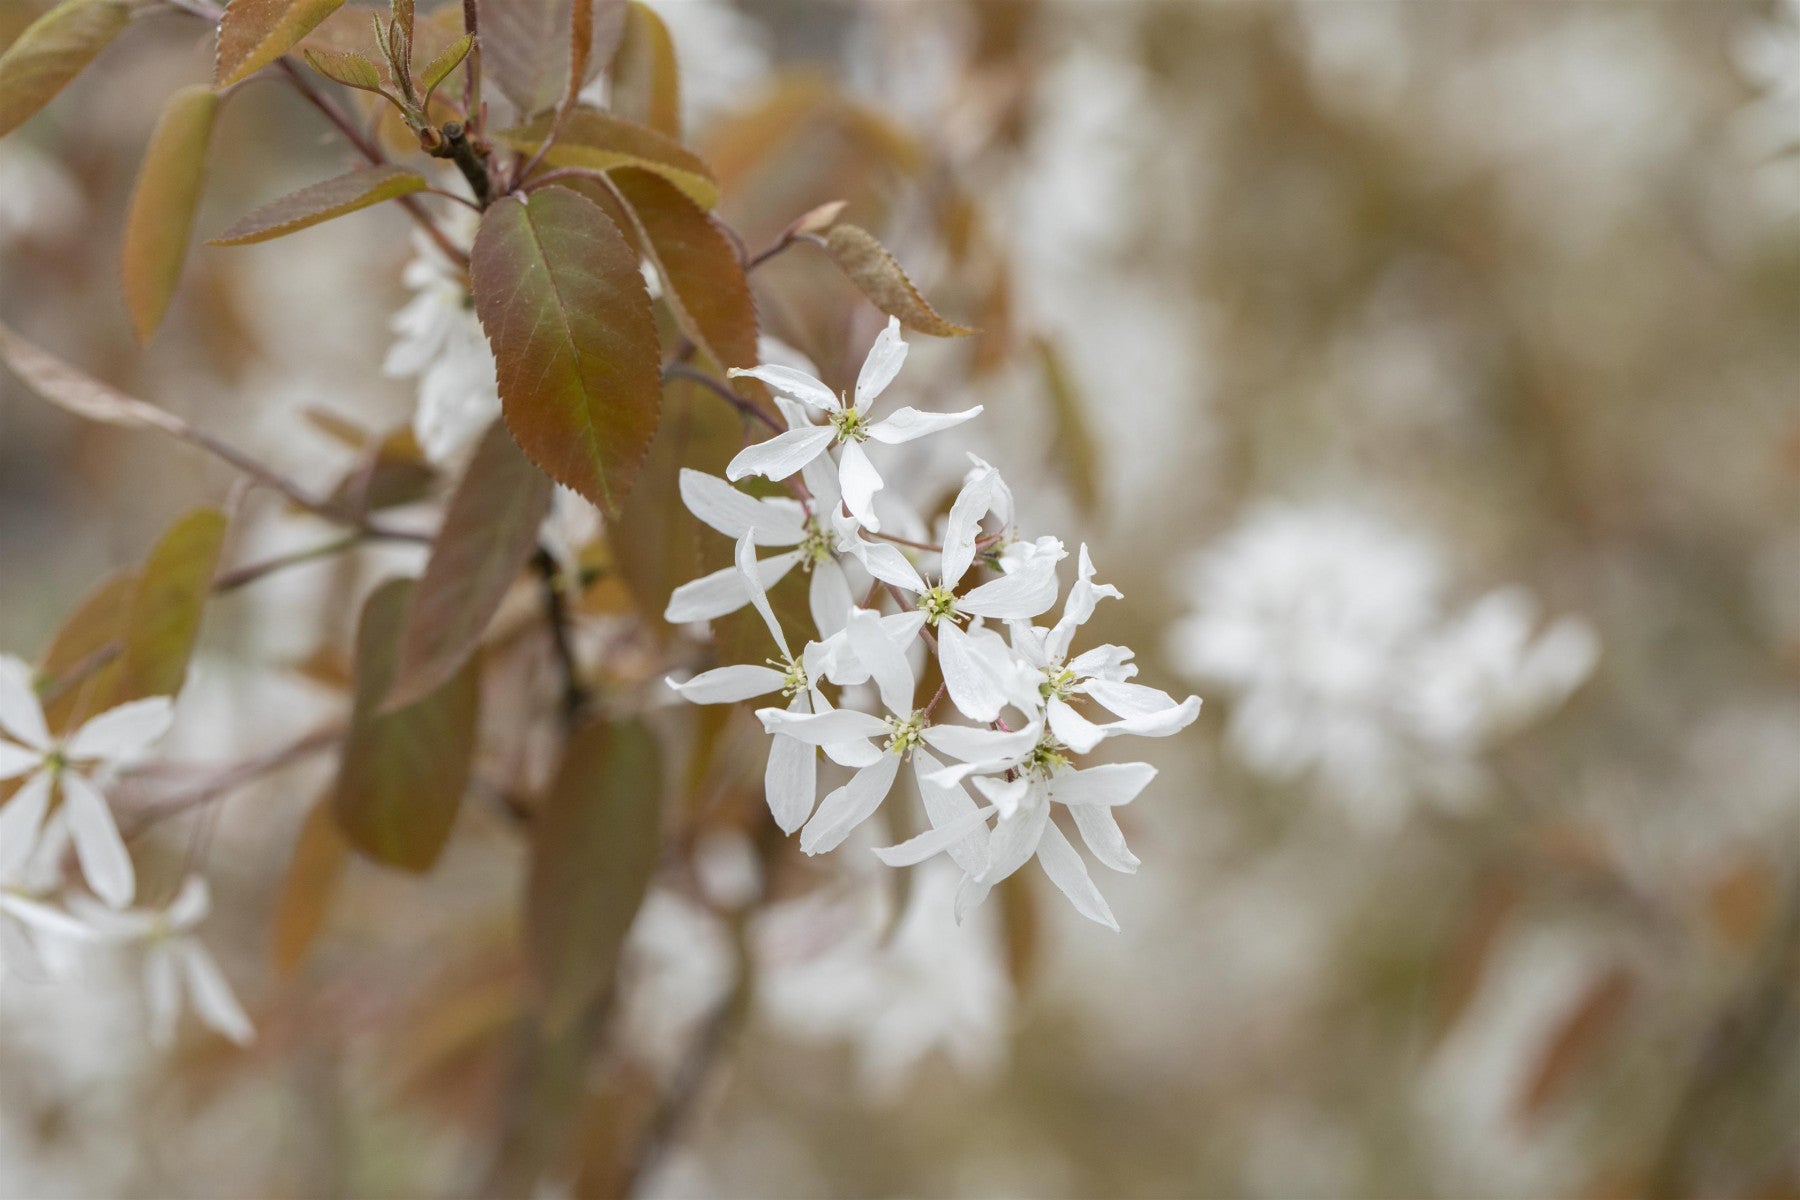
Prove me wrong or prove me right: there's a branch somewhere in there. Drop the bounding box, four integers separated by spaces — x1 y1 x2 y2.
532 549 589 727
661 362 783 436
121 724 345 838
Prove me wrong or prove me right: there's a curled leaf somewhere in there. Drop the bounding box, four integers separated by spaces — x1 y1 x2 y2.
416 30 470 98
301 46 384 93
823 223 975 338
210 165 429 245
121 85 219 342
0 0 131 139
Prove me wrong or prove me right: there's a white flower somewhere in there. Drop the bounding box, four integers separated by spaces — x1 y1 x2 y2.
73 876 253 1047
1169 502 1596 829
726 318 982 531
385 230 500 466
0 655 172 909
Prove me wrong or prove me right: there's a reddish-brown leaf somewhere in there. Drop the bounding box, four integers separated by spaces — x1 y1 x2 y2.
385 420 552 710
0 0 130 138
527 717 660 1036
121 85 219 342
823 223 975 337
271 796 348 976
470 185 661 516
214 0 347 88
210 165 428 245
332 578 481 872
476 0 621 117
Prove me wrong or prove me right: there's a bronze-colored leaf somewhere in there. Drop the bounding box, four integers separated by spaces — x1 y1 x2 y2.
210 164 429 245
1519 965 1635 1120
0 319 187 436
607 0 678 138
301 46 383 93
385 420 552 710
823 223 975 337
111 508 228 704
332 578 481 872
476 0 621 117
503 106 717 209
527 716 661 1035
0 0 130 139
271 796 348 976
214 0 348 88
37 570 135 733
609 168 760 390
470 185 660 516
121 85 219 343
323 423 435 517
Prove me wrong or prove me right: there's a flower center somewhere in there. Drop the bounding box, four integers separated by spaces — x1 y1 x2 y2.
768 657 809 699
883 711 927 756
920 584 960 627
829 407 869 443
799 520 834 568
1022 735 1070 779
1039 666 1077 703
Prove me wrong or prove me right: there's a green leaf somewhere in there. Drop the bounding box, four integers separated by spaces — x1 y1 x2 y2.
0 0 130 139
210 165 429 245
111 508 228 704
607 0 677 138
476 0 620 117
214 0 348 88
502 106 716 209
416 30 469 98
385 420 552 710
527 716 660 1036
121 85 219 343
823 223 975 338
301 46 384 93
610 168 759 389
332 578 481 873
470 186 660 516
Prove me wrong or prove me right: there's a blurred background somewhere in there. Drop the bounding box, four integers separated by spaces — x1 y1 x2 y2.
2 0 1797 1196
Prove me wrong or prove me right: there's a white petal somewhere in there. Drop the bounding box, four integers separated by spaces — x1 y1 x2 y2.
1071 803 1140 874
873 803 997 867
60 771 135 909
667 665 786 705
865 405 983 445
1035 819 1119 931
764 699 818 834
0 769 53 881
177 939 255 1045
1046 696 1107 755
164 875 212 930
971 774 1031 819
837 442 884 533
853 316 907 412
799 753 901 855
913 750 990 877
977 791 1048 884
921 721 1038 766
737 533 792 659
0 892 94 941
808 558 853 640
940 463 1001 590
1071 685 1203 740
1048 762 1157 808
66 697 175 764
664 551 802 624
823 737 885 768
954 873 992 923
0 739 43 781
960 553 1063 621
725 425 835 483
845 607 915 717
800 454 840 514
0 656 50 751
144 945 182 1046
729 363 841 413
756 706 889 745
936 623 1013 724
678 469 806 545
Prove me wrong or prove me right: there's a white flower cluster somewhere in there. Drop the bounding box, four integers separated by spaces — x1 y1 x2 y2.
663 320 1201 929
1169 503 1599 830
0 657 250 1046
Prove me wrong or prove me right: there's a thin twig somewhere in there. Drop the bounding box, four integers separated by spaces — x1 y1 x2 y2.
662 362 783 436
122 724 345 838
